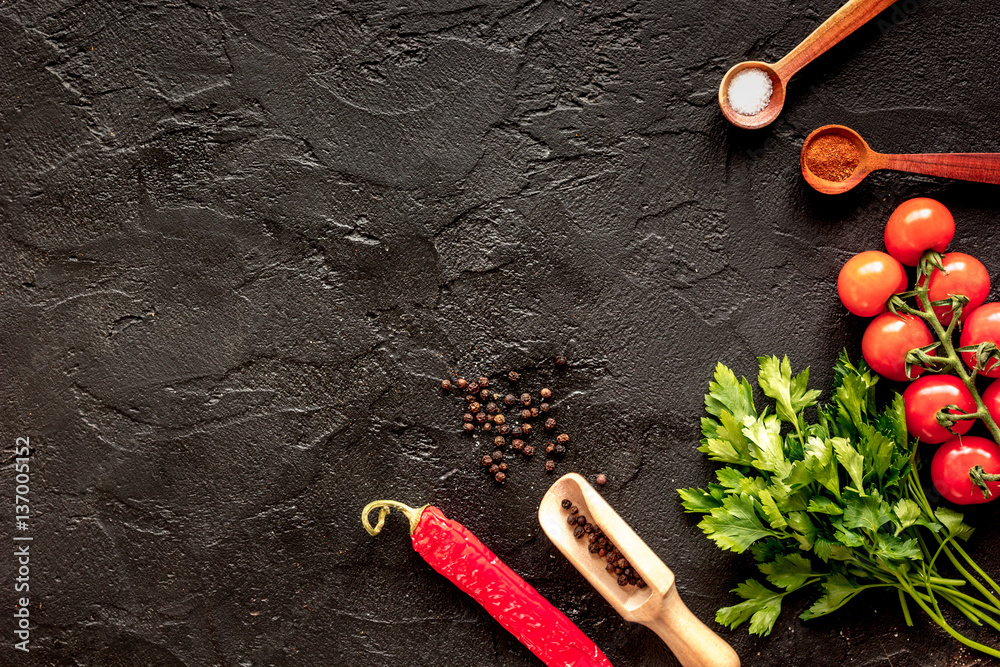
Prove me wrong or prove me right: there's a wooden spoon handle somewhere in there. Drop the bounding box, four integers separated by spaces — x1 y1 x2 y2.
642 588 740 667
875 152 1000 185
773 0 897 81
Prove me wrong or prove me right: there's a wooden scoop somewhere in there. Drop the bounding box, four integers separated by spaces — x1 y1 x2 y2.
719 0 897 129
801 124 1000 194
539 473 740 667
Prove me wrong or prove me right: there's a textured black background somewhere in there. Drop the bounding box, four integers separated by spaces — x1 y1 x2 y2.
3 0 1000 665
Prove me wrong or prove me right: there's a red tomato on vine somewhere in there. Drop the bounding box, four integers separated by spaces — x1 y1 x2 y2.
861 312 934 382
902 375 976 444
884 198 954 266
931 436 1000 505
838 251 908 317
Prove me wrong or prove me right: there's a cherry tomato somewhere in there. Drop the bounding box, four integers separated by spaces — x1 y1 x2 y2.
982 379 1000 427
931 436 1000 505
861 312 933 382
837 251 908 317
884 198 954 266
902 375 976 444
959 303 1000 378
925 252 990 324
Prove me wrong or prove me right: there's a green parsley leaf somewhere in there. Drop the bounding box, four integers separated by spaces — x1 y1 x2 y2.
759 553 814 590
831 438 866 496
678 487 723 513
705 363 756 422
799 572 862 620
758 488 788 529
843 491 892 534
744 415 792 477
892 498 922 535
934 507 975 542
716 579 784 636
758 356 821 426
698 494 779 553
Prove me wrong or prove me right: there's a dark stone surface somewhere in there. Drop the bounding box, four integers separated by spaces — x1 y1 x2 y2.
2 0 1000 665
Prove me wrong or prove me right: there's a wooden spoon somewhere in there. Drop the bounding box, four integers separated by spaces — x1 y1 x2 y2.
539 473 740 667
801 124 1000 194
719 0 897 129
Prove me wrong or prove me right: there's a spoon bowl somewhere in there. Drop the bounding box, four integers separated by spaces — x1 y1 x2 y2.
801 125 873 194
801 124 1000 194
719 61 785 130
539 473 740 667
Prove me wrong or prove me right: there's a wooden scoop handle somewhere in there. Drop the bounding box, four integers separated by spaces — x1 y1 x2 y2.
642 587 740 667
774 0 897 81
873 152 1000 185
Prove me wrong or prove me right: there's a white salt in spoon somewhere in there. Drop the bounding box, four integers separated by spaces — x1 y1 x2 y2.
539 473 740 667
720 0 897 129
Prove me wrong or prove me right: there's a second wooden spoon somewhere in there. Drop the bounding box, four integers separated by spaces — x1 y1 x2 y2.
801 125 1000 194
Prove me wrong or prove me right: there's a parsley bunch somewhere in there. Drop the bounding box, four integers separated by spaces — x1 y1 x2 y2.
679 353 1000 658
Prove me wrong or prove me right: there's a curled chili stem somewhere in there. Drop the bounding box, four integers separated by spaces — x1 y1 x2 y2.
362 500 427 536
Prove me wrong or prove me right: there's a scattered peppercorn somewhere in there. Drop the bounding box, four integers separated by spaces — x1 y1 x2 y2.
545 460 556 472
480 389 491 401
555 356 567 367
469 402 481 414
596 473 607 486
511 438 524 451
441 379 452 391
520 393 532 406
569 506 579 515
465 394 475 404
482 455 493 466
494 436 506 447
539 403 551 413
498 461 509 471
482 422 492 432
561 499 572 509
508 371 520 382
540 388 552 399
523 445 535 456
456 378 468 389
494 414 506 425
495 471 506 483
553 444 566 457
567 514 577 525
521 423 533 437
556 433 570 444
463 413 474 423
490 464 500 474
530 407 539 418
462 423 475 434
544 418 557 431
468 381 480 394
497 423 511 435
545 442 555 454
520 409 532 420
504 394 517 407
486 402 499 414
576 516 587 527
475 412 488 424
478 376 489 388
492 450 503 461
510 425 523 438
574 526 586 539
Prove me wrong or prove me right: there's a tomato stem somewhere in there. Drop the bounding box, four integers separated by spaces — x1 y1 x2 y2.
894 251 1000 448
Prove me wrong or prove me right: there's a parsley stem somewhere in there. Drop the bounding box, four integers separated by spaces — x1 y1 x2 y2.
897 577 1000 659
898 588 913 626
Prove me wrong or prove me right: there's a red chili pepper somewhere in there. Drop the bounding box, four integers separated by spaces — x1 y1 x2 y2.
362 500 613 667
